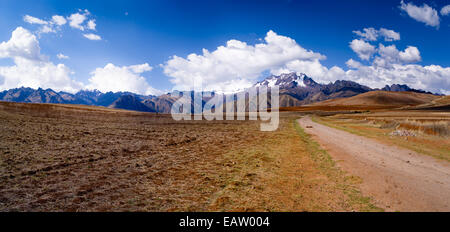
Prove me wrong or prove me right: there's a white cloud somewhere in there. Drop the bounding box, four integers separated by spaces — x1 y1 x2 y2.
379 28 401 41
52 15 67 26
400 0 440 27
68 12 87 31
378 44 401 64
57 53 69 59
344 64 450 95
0 27 43 61
349 39 376 60
23 15 58 34
128 63 153 73
353 28 378 41
353 27 400 42
346 59 362 69
23 11 100 38
376 44 421 65
441 5 450 16
399 46 421 63
87 20 96 30
274 59 345 84
86 63 160 95
163 30 325 92
83 33 101 41
39 25 55 34
23 15 48 25
0 27 82 93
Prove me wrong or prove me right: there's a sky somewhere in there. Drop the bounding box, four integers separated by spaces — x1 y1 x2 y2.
0 0 449 94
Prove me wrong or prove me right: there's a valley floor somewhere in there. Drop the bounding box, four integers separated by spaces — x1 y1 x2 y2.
0 102 378 211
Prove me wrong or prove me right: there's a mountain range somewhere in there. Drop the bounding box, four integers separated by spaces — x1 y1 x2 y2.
0 73 436 113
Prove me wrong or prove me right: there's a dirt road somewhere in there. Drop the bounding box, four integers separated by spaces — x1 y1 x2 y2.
298 116 450 212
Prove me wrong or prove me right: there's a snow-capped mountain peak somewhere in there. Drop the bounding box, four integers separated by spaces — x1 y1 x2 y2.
254 72 308 88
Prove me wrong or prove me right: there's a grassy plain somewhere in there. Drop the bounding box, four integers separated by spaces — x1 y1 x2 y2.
0 102 377 211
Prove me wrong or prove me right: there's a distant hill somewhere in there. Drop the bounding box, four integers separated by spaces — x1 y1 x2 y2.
404 95 450 111
381 84 433 94
108 95 155 112
309 91 439 107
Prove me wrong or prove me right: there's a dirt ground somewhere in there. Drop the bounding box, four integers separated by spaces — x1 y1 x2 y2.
0 102 376 212
299 116 450 211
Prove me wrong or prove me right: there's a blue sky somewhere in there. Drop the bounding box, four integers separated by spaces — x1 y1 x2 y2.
0 0 449 94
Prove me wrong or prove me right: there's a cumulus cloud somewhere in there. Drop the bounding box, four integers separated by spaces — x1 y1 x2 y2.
334 39 443 92
441 5 450 16
346 59 363 69
128 63 153 73
23 10 98 38
83 33 101 41
353 27 400 42
87 20 96 30
24 15 59 34
23 15 48 25
400 0 440 27
399 46 421 63
0 27 83 93
379 28 401 41
163 30 325 92
345 64 450 95
274 59 345 84
353 28 378 41
349 39 376 60
57 53 69 59
0 27 43 61
86 63 159 95
52 15 67 26
39 25 55 34
374 44 421 67
337 39 446 94
68 12 87 31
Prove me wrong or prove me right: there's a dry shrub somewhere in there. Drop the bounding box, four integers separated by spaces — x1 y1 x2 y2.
398 120 450 137
378 120 399 129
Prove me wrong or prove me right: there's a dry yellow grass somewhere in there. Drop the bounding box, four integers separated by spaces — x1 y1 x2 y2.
208 113 380 212
0 102 378 211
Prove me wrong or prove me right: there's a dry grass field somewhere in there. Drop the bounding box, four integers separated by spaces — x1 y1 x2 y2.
0 102 378 212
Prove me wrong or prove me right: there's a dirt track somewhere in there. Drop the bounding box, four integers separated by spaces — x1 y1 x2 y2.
298 116 450 212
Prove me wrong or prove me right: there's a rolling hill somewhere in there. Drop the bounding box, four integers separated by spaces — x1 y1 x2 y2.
308 91 439 107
